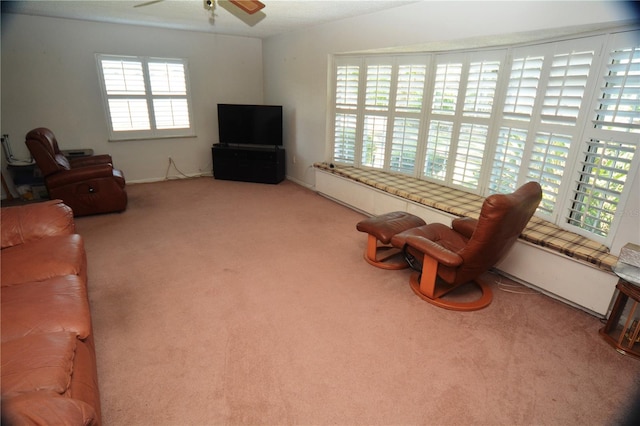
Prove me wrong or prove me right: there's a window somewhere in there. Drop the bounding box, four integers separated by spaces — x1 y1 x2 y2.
329 29 640 245
332 56 428 174
97 54 194 141
489 39 597 224
422 51 503 191
565 31 640 240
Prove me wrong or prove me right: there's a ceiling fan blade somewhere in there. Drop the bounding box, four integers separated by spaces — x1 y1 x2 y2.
229 0 265 15
134 0 165 8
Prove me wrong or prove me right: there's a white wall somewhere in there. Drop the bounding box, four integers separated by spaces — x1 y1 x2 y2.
261 0 638 255
1 13 264 183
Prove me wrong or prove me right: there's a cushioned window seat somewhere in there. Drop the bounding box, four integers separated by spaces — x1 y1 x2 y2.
314 162 618 273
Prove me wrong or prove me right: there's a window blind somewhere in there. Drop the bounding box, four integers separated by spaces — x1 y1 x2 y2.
504 56 543 120
97 55 193 140
423 120 453 181
464 60 500 118
568 139 636 237
431 62 462 115
593 46 640 133
452 123 488 189
361 115 388 168
541 50 594 126
527 132 572 216
489 127 527 194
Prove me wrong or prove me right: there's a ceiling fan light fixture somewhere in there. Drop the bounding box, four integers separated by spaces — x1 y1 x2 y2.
229 0 265 15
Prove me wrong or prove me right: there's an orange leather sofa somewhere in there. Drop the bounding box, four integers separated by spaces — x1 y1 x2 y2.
1 200 101 425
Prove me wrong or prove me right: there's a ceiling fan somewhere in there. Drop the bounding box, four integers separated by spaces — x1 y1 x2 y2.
135 0 265 16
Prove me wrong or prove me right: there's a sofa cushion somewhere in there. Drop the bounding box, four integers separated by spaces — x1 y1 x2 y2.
1 234 86 287
1 391 97 426
1 200 74 249
1 332 77 397
1 275 92 341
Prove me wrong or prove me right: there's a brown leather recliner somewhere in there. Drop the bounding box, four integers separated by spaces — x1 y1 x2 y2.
391 182 542 311
25 128 127 216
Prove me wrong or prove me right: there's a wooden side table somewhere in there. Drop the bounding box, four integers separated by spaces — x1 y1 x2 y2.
600 262 640 359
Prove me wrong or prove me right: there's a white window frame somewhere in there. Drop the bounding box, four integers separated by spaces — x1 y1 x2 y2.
96 54 195 141
328 27 640 246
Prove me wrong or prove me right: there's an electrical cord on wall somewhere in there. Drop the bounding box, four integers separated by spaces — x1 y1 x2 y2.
164 157 193 180
490 268 540 295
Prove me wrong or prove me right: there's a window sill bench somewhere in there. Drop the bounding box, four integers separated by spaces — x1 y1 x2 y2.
314 162 619 316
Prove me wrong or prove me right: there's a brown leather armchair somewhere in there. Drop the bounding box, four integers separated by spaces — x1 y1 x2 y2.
391 182 542 311
25 128 127 216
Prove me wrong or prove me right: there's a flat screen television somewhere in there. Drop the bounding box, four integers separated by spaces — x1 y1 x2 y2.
217 104 283 146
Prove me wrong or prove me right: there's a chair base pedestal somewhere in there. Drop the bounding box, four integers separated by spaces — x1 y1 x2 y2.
409 272 493 311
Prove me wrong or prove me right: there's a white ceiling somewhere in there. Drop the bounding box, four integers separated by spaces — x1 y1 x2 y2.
1 0 422 39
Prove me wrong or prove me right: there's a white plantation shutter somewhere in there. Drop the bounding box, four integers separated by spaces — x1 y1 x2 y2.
334 113 357 164
101 60 146 94
491 41 596 219
423 120 453 181
332 58 428 171
593 45 640 133
362 64 391 168
423 53 501 189
390 118 420 173
432 62 462 115
334 63 361 164
464 60 500 118
390 63 427 174
568 139 636 237
336 65 360 109
452 123 488 189
366 65 392 111
361 115 388 169
396 64 427 113
153 99 190 129
101 59 150 131
490 127 527 194
107 99 150 131
566 31 640 242
504 55 543 120
541 50 594 125
148 62 190 130
527 132 572 217
97 55 193 140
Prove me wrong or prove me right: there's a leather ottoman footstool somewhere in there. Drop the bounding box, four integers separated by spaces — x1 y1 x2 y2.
356 211 426 269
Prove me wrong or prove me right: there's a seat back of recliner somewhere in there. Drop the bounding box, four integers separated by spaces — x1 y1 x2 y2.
25 128 70 177
453 181 542 285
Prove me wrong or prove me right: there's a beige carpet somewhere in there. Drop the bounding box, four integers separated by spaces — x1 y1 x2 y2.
75 177 640 425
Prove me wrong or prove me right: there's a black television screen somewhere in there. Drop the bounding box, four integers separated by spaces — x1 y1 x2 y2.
217 104 283 146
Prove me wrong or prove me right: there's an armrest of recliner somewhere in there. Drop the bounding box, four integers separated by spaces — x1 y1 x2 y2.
69 154 112 169
406 235 463 267
46 164 115 188
451 217 478 239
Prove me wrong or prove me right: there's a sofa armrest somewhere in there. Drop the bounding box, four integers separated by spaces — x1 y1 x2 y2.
1 200 75 249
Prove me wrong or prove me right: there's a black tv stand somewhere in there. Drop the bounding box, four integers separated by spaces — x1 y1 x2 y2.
211 144 285 184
